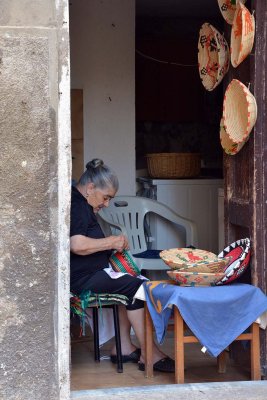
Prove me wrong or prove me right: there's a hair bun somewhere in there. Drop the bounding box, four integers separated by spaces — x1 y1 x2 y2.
86 158 104 169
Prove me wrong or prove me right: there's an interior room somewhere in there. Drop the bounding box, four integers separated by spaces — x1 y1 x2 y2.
69 0 251 392
135 0 224 176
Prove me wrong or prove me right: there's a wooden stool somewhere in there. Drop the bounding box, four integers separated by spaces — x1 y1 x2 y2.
91 302 123 373
144 303 261 383
70 292 129 373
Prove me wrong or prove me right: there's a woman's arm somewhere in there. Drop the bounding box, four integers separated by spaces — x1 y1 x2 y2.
70 234 129 256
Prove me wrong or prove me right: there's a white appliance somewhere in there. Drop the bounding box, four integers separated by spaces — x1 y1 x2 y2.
137 178 223 254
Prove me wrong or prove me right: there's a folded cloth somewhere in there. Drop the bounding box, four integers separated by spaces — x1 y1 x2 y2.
133 250 162 259
144 282 267 357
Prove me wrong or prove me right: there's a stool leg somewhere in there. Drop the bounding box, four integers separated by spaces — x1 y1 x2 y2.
251 322 261 380
217 350 227 373
174 307 184 384
113 304 123 373
92 307 100 362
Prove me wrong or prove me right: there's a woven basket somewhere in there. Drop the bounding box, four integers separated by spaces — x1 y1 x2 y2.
146 153 201 178
223 79 257 144
220 118 248 155
217 0 246 25
167 270 225 287
231 2 255 67
198 23 230 91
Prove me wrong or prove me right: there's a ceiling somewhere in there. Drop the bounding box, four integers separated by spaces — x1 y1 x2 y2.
136 0 220 18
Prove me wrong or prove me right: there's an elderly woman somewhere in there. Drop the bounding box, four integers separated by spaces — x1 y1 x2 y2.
70 158 174 372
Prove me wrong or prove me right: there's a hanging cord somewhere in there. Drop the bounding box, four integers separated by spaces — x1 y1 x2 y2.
136 49 198 67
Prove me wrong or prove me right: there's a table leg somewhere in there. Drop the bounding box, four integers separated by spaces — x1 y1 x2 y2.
251 322 261 380
217 350 227 373
144 303 154 378
174 307 184 383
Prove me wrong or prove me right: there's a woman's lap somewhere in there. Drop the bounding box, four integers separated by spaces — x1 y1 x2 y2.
72 270 144 310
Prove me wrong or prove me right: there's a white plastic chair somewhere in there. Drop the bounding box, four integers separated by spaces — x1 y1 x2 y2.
98 196 198 271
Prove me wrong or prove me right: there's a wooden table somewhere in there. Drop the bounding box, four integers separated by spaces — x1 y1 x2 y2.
144 300 261 384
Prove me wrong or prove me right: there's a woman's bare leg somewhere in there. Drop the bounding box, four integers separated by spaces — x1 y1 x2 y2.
110 306 138 355
127 308 167 364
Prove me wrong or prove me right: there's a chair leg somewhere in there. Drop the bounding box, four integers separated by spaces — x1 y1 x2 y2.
112 304 123 373
92 307 100 362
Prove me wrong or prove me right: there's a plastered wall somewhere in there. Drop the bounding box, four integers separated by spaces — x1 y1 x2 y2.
70 0 136 195
0 1 70 399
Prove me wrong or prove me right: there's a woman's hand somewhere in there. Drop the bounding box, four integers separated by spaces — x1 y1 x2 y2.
70 234 129 256
110 234 129 252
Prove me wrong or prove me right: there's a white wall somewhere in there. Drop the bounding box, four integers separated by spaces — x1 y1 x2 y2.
70 0 136 195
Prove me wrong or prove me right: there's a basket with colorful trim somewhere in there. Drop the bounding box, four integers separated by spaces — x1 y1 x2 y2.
109 250 141 277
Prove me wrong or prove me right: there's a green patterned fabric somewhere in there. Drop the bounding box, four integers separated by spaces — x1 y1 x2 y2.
70 291 129 318
70 291 129 336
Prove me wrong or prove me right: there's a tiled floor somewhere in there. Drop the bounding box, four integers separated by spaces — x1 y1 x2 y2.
70 331 251 391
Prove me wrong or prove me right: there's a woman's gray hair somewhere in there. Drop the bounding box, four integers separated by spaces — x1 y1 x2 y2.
78 158 119 191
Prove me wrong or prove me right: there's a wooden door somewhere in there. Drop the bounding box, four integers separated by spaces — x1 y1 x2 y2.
224 0 267 376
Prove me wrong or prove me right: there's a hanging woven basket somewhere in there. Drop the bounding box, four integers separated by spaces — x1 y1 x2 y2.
217 0 246 25
198 23 230 91
219 118 248 155
223 79 257 144
231 2 255 67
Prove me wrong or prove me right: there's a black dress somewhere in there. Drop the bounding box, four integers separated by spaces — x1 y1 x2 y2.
70 186 143 310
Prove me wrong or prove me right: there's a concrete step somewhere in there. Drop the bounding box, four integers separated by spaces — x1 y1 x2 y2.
71 381 267 400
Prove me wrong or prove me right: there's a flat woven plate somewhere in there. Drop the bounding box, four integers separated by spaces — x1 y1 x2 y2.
160 248 227 271
167 270 225 287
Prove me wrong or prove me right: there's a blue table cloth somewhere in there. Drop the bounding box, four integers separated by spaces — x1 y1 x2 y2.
144 282 267 357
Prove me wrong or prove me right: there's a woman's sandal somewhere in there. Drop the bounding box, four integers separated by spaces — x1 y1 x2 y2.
138 356 175 372
110 348 141 364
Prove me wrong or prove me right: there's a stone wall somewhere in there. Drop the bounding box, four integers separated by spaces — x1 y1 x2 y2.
0 1 70 399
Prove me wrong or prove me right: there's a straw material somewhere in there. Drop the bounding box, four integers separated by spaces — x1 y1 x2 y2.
217 0 246 25
109 250 141 277
146 153 201 178
223 79 257 144
160 248 231 273
198 23 230 91
220 118 248 155
167 270 225 287
231 2 255 67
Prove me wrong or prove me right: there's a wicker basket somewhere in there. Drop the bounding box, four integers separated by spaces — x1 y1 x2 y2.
220 118 248 155
223 79 257 144
146 153 201 178
230 2 255 68
198 23 230 91
217 0 246 25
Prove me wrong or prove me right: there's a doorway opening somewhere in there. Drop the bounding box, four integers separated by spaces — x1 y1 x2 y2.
69 0 251 392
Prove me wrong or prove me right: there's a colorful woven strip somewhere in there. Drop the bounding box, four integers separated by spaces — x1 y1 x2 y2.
109 250 141 277
70 291 129 316
70 291 129 335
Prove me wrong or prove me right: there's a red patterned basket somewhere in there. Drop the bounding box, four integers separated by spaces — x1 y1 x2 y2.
198 23 230 91
231 2 255 67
